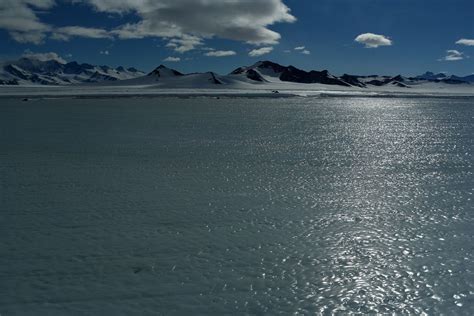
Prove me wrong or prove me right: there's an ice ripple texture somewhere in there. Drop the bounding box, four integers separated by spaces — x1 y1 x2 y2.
1 97 473 315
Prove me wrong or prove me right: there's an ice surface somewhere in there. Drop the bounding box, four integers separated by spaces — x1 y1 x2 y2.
1 97 473 314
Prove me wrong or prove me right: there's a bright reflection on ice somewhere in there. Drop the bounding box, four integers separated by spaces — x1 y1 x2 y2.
0 96 473 315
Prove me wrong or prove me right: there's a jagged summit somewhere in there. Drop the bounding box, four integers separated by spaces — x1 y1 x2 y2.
1 57 472 88
416 71 447 80
232 60 287 75
0 56 145 85
230 61 351 87
148 65 184 77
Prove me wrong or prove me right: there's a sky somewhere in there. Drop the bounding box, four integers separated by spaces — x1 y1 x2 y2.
0 0 473 76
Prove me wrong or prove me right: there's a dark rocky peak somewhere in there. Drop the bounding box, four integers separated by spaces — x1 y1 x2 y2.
230 67 246 75
4 64 29 80
64 61 84 74
280 66 350 87
14 57 64 74
245 69 266 82
86 71 118 82
340 74 366 88
81 63 95 70
253 60 287 73
391 75 404 82
148 65 184 77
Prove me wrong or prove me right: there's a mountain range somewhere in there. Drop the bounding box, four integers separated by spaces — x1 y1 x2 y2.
1 57 473 89
0 57 145 85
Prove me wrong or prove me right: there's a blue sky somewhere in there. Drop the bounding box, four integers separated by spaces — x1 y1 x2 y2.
0 0 473 75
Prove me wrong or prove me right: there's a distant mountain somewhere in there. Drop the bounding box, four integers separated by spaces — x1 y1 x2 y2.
228 61 472 88
450 74 474 83
0 57 145 85
148 65 184 78
412 71 474 84
1 57 472 90
108 64 225 88
230 61 351 87
416 71 447 81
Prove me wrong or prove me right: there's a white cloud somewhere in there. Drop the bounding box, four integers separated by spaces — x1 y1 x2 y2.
100 50 110 55
0 0 54 44
205 50 236 57
0 1 110 43
249 46 273 57
355 33 392 48
456 38 474 46
22 50 66 63
165 35 203 53
293 45 310 54
0 0 296 49
440 50 466 61
10 31 47 44
163 56 181 62
52 26 111 41
87 0 296 46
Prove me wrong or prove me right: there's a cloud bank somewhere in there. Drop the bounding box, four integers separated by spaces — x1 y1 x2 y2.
0 0 55 44
89 0 295 45
0 0 296 52
355 33 392 48
52 26 112 41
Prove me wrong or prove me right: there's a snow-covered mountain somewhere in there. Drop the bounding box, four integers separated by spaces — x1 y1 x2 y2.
415 72 447 81
230 61 351 87
1 57 472 91
107 64 226 88
228 62 472 89
0 57 145 85
450 74 474 83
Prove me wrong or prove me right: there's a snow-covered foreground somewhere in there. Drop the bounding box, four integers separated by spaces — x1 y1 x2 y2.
1 97 473 314
1 81 474 99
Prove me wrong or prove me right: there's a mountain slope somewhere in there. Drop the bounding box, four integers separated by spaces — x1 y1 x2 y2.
1 57 472 91
230 61 351 87
105 64 226 88
0 57 145 85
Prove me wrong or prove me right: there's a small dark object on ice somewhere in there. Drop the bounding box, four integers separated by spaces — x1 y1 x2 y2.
22 98 29 102
272 90 280 94
133 267 143 274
